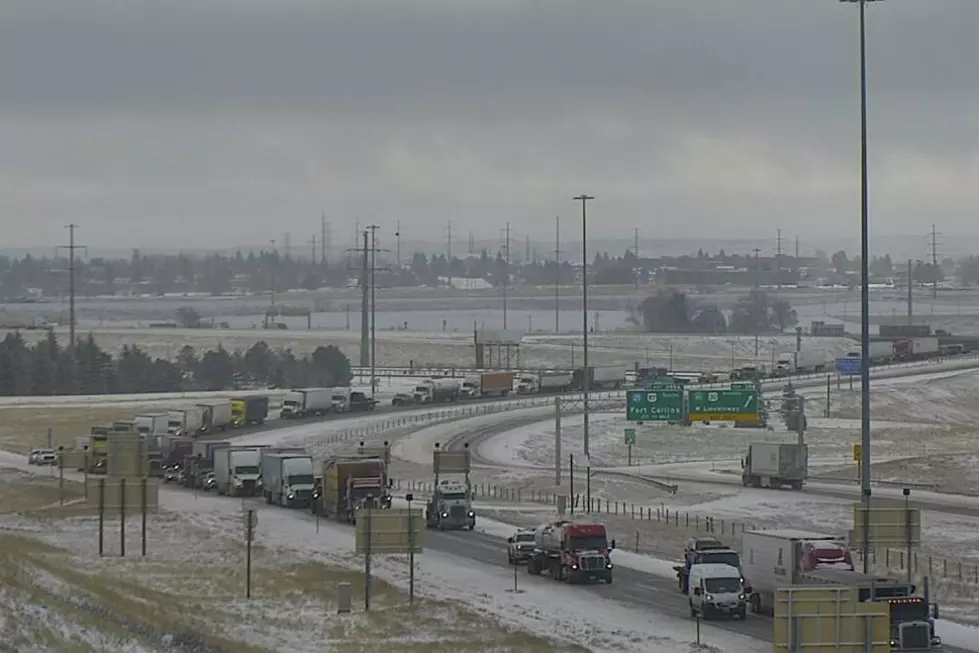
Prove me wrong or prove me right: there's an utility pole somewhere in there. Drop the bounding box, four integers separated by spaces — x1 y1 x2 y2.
554 216 562 334
309 233 318 264
525 234 530 265
283 233 291 259
367 225 381 397
794 235 799 261
354 232 370 367
574 194 595 464
57 224 86 351
395 220 402 270
752 247 761 359
930 223 940 300
468 232 475 254
321 215 327 265
776 229 783 290
907 259 913 325
446 220 453 288
269 239 277 309
633 228 640 289
503 223 511 328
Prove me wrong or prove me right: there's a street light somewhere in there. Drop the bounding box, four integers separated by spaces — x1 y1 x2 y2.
903 487 912 584
840 0 882 574
574 194 594 513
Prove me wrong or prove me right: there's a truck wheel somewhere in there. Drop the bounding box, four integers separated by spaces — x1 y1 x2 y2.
791 482 802 490
739 607 747 620
467 524 474 531
265 492 271 505
750 594 761 614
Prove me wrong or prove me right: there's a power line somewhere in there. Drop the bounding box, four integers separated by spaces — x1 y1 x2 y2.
57 224 86 351
752 247 762 359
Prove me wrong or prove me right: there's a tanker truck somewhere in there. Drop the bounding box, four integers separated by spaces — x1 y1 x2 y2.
525 520 615 584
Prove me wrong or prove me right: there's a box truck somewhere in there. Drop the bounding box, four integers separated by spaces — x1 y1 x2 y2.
280 388 332 418
741 443 807 489
460 371 515 398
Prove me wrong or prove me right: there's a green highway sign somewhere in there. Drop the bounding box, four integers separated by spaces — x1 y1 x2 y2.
627 389 684 422
688 389 759 422
624 428 636 445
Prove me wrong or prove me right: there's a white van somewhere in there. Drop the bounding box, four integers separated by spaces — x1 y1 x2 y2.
687 563 747 620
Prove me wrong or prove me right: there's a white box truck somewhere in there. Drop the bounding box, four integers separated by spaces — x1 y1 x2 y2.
741 443 807 489
280 388 332 418
198 400 232 433
261 452 315 508
846 341 894 365
166 407 204 437
134 413 169 438
330 387 352 413
573 366 627 390
774 349 828 375
214 447 265 497
516 371 572 395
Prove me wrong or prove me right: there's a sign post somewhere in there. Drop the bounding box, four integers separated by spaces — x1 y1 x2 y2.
687 389 759 423
355 507 424 611
243 509 258 599
626 389 684 422
624 428 636 466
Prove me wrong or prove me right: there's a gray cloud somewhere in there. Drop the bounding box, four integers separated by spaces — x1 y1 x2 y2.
0 0 976 249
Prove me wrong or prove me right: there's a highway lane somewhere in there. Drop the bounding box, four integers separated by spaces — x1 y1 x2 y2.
159 409 971 653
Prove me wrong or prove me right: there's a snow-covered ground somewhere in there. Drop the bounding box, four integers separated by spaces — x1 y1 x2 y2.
0 460 769 653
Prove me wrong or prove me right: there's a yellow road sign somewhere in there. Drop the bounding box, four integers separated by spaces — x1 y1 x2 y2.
852 443 862 462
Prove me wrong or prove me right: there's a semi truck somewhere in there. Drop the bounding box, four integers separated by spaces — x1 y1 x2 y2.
741 443 807 490
845 341 895 366
183 440 231 488
281 387 332 418
525 520 614 584
167 407 204 437
894 337 940 362
774 349 829 375
74 426 110 474
231 395 269 427
427 446 475 530
213 446 265 497
413 378 461 404
198 399 233 433
311 456 390 522
572 366 627 391
515 371 572 395
460 371 515 399
741 530 941 650
261 451 315 508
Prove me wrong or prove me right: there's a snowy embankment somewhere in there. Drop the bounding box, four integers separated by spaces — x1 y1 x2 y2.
0 454 766 653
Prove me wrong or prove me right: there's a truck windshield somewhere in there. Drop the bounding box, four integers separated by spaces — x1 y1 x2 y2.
284 400 299 407
440 492 467 500
890 601 927 624
516 533 535 543
569 535 608 550
704 577 742 593
234 466 260 475
699 551 741 568
414 386 430 394
287 474 314 485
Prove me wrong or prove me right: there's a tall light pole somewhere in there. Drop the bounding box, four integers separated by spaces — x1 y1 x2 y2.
842 0 881 573
367 225 380 397
574 195 594 470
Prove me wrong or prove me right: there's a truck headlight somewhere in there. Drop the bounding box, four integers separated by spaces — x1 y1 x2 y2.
571 564 578 570
441 512 448 518
739 593 746 601
468 511 475 517
931 637 942 646
890 640 899 648
287 493 295 500
606 563 613 569
705 594 713 602
234 479 242 486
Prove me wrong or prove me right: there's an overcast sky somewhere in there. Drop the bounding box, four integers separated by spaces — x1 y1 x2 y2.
0 0 976 252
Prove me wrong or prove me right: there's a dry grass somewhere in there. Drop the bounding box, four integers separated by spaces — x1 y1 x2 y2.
0 475 576 653
0 405 142 453
0 467 86 513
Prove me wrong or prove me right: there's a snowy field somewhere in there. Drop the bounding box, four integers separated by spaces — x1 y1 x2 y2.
5 326 857 371
0 460 770 653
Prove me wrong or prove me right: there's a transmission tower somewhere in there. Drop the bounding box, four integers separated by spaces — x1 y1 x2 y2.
930 224 942 300
776 229 783 290
553 217 562 333
57 224 87 351
445 220 453 288
500 223 511 329
347 228 389 391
